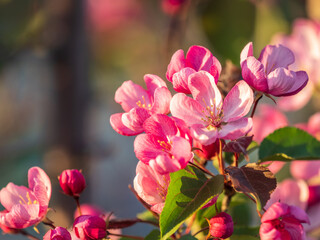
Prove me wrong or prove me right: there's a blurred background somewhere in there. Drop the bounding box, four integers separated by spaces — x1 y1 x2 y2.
0 0 318 238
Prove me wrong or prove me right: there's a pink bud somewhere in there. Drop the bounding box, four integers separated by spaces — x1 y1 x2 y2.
73 215 106 240
208 212 234 239
59 169 86 197
308 185 320 207
43 227 71 240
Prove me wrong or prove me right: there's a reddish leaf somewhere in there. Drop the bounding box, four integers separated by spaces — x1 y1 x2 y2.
225 163 277 211
223 136 253 161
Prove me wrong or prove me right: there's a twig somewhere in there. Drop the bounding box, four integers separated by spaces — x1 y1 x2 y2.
107 232 144 240
188 162 215 177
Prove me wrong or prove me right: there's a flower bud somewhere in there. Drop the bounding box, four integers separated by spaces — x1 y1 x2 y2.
59 169 86 197
208 212 234 239
43 227 71 240
73 215 106 240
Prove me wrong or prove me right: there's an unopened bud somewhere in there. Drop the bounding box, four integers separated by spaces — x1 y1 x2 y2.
43 227 71 240
208 212 234 239
73 215 106 240
59 169 86 197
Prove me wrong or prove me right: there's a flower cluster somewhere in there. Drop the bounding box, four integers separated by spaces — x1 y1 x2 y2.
110 43 311 239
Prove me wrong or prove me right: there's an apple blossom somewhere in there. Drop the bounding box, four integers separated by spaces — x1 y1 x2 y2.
170 71 253 146
110 74 172 136
166 45 221 94
59 169 86 197
73 215 106 240
260 202 309 240
240 42 308 97
43 227 71 240
134 114 193 174
133 161 170 213
0 167 51 229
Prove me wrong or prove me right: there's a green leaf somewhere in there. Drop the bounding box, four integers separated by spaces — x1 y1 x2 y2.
259 127 320 162
160 166 224 240
145 230 161 240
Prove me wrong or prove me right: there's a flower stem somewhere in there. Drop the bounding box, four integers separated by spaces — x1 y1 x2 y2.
192 226 209 237
217 139 226 180
74 196 82 216
250 93 263 118
189 162 215 177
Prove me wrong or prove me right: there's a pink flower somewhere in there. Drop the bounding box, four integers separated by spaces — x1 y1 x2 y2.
134 114 193 174
44 227 72 240
272 19 320 111
133 161 170 213
59 169 86 197
110 74 172 136
240 42 308 97
74 204 121 240
0 167 51 229
170 71 253 146
166 45 222 94
73 215 106 240
161 0 186 15
260 202 310 240
208 212 234 239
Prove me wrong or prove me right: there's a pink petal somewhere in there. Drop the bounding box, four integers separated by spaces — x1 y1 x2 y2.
241 56 269 92
210 56 222 83
115 80 151 112
150 87 172 114
288 205 310 224
134 134 165 164
240 42 253 66
150 203 165 214
149 155 182 174
186 45 214 72
290 160 320 180
188 71 222 113
222 80 253 122
261 202 290 222
172 67 196 94
260 222 282 240
218 118 253 140
170 136 193 168
121 108 151 133
28 167 51 204
190 124 219 146
170 93 204 126
143 114 177 138
144 74 167 97
166 49 186 82
266 161 286 174
267 68 309 97
0 184 32 211
258 44 295 74
110 113 142 136
0 203 40 229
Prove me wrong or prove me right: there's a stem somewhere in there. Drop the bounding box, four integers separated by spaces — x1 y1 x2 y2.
221 184 235 212
217 139 226 181
107 232 144 240
233 153 239 167
250 93 263 118
42 221 56 229
20 230 40 240
128 184 159 219
188 162 215 177
193 226 209 237
74 196 82 216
